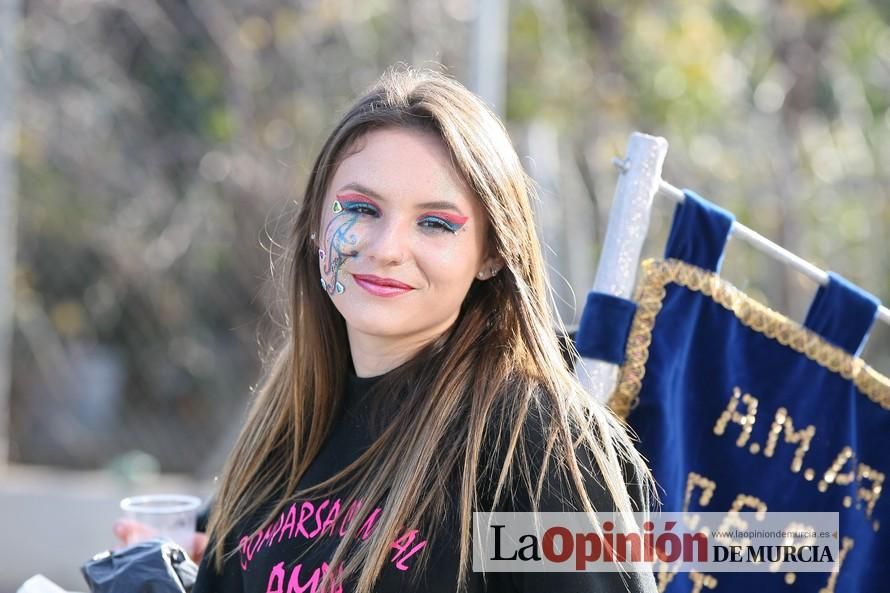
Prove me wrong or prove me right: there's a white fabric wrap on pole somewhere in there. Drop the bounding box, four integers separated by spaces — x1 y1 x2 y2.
576 133 668 403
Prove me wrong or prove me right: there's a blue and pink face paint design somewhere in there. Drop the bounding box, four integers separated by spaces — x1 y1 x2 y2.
319 192 469 296
319 197 362 296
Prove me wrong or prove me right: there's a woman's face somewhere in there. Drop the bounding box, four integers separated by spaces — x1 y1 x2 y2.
317 127 496 350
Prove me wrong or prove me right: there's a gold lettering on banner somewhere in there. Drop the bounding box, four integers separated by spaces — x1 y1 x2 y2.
710 386 885 528
657 470 719 593
688 570 717 592
856 463 885 519
768 522 815 574
713 387 758 447
730 494 768 515
715 494 768 548
813 448 884 527
818 537 853 593
683 472 716 530
818 447 855 493
762 407 815 473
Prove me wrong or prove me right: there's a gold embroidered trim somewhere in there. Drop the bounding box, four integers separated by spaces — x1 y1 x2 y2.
609 258 890 420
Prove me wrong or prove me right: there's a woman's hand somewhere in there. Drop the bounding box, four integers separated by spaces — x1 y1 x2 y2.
113 518 209 563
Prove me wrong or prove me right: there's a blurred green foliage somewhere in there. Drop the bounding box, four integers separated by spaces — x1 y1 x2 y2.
9 0 890 473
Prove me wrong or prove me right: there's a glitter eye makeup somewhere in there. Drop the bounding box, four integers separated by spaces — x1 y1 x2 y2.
338 189 469 235
341 202 379 216
418 211 468 234
337 193 381 217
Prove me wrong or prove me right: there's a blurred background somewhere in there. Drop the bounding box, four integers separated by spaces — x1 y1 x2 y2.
1 0 889 588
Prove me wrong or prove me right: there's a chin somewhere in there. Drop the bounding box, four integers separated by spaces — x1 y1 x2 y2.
342 307 415 336
342 307 446 341
350 321 425 340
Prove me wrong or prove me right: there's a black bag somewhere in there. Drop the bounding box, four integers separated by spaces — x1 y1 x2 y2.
81 538 198 593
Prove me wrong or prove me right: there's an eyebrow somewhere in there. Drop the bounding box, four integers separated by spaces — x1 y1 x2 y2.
335 182 466 214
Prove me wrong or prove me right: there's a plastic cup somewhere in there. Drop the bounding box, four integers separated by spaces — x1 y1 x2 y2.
120 494 202 551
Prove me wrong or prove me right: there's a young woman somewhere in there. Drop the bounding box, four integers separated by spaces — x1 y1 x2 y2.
192 67 656 593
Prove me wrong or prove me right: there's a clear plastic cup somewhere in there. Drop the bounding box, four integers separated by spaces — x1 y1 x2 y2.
120 494 202 551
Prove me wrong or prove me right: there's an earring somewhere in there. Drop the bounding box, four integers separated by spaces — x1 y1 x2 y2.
477 271 486 279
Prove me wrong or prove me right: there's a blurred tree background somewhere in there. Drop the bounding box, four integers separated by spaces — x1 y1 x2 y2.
5 0 889 476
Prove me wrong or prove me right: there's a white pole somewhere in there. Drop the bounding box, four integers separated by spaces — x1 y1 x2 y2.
0 0 20 466
575 133 669 402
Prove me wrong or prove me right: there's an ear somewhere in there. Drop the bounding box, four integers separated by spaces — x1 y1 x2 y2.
476 255 505 281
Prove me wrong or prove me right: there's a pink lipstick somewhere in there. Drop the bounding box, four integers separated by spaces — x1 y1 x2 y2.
352 274 415 297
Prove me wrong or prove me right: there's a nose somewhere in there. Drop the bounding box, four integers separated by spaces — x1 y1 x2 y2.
362 217 409 266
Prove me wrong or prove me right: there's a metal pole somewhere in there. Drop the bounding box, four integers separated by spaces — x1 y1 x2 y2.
0 0 21 466
575 133 668 402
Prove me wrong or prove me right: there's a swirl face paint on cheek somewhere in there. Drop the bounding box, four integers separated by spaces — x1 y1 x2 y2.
320 199 360 295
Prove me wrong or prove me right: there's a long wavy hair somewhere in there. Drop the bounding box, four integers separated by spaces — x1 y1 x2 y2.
206 66 653 592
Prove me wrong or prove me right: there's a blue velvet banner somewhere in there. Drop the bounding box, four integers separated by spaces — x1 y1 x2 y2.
575 292 637 365
596 191 889 592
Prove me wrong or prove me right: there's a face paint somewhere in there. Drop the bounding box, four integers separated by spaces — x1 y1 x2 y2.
321 199 360 296
416 211 469 234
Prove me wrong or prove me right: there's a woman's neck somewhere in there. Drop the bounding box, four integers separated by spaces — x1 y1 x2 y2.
346 323 451 377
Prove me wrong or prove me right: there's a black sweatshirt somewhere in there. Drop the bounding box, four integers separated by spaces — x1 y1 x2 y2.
192 369 656 593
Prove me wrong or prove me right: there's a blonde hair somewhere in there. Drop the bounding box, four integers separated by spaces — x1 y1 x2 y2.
206 66 653 592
